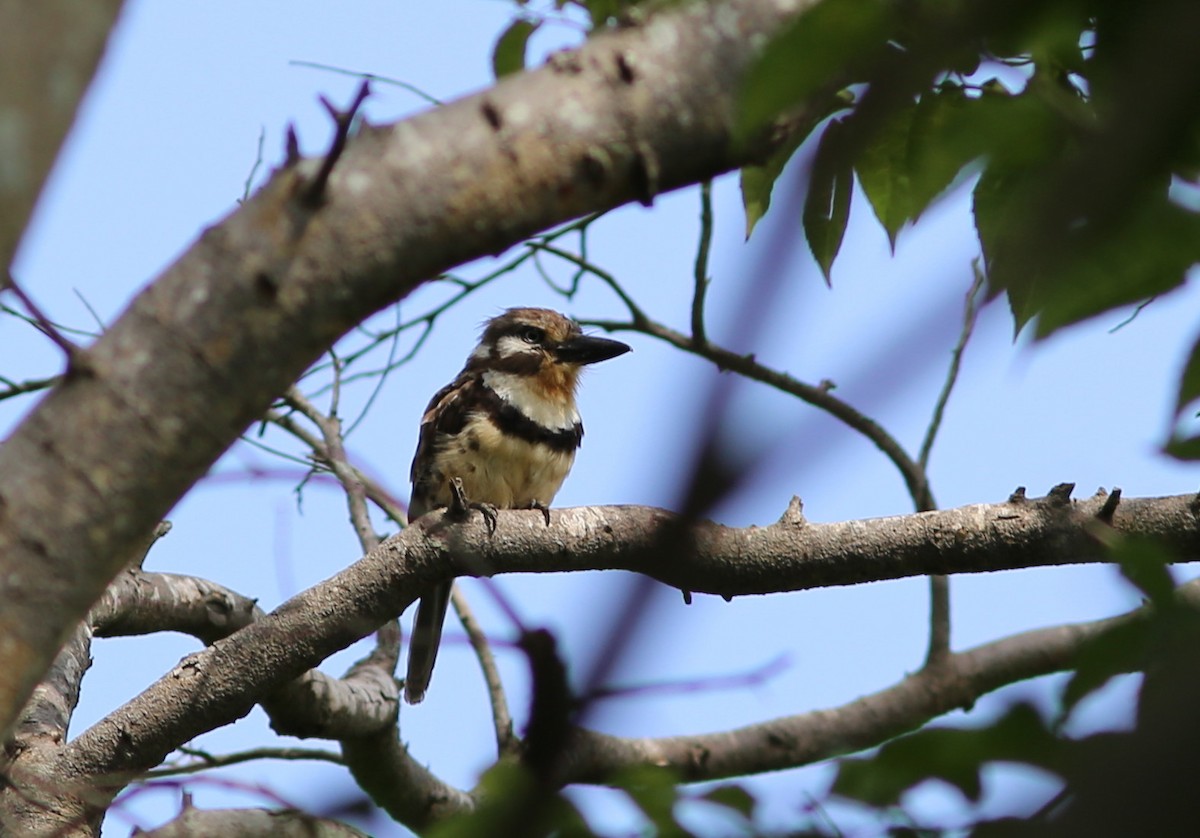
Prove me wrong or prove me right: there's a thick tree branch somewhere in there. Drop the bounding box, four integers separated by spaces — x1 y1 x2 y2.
133 796 367 838
28 489 1195 828
555 579 1200 785
0 0 816 739
0 1 127 271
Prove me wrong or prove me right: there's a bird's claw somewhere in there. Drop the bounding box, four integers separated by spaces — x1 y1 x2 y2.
449 477 499 535
525 499 552 526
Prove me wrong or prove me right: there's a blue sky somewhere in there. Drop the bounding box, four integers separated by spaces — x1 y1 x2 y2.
5 1 1200 834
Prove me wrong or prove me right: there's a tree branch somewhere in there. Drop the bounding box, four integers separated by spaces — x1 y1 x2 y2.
33 490 1194 824
0 0 818 740
556 578 1200 785
0 0 127 271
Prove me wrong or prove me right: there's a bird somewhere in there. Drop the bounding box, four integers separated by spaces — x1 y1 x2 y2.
404 307 631 704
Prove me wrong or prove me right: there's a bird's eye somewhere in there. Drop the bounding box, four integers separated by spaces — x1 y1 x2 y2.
520 326 545 344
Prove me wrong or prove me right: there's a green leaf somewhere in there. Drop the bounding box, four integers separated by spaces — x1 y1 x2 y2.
1061 539 1176 718
803 118 854 281
741 128 806 240
429 762 594 838
492 18 540 80
1173 333 1200 418
832 704 1062 806
1031 197 1200 338
614 765 692 836
1165 432 1200 461
1111 538 1176 607
855 104 916 248
1061 617 1151 719
698 784 757 820
738 0 893 140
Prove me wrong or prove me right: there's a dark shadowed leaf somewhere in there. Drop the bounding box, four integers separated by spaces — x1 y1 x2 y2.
615 765 694 836
738 0 893 140
1062 540 1177 717
803 118 853 281
855 104 916 248
1112 538 1177 608
492 18 540 79
698 784 757 819
1031 198 1200 338
1061 618 1150 719
1165 433 1200 460
832 704 1062 806
1172 333 1200 419
741 127 807 240
429 762 593 837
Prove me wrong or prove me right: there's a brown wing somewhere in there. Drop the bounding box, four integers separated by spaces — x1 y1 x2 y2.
405 371 480 702
408 370 479 522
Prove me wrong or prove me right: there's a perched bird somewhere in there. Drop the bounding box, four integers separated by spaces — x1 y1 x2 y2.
404 307 631 704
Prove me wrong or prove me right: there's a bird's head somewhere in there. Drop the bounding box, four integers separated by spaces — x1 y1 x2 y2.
467 308 630 398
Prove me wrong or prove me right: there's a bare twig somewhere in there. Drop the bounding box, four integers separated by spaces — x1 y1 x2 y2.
586 314 931 506
301 81 371 207
279 389 379 553
918 266 985 666
290 59 443 106
450 586 517 756
0 374 60 403
241 126 266 203
1 272 83 362
147 746 343 778
918 264 985 471
691 180 713 346
584 653 790 703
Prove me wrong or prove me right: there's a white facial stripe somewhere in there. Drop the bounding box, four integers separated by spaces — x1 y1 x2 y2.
483 371 580 431
495 334 537 359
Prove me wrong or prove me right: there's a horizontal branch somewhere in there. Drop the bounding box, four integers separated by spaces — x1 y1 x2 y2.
0 0 815 740
51 490 1198 802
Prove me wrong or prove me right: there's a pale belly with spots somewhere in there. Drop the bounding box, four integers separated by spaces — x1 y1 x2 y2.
429 415 575 508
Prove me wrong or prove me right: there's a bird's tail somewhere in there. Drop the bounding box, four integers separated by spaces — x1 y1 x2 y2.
405 581 452 704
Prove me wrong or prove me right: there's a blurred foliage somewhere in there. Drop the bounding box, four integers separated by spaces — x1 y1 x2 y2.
470 3 1200 835
829 538 1200 835
736 0 1200 461
492 18 541 79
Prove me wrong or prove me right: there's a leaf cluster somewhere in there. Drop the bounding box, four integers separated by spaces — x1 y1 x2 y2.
736 0 1200 455
832 539 1200 835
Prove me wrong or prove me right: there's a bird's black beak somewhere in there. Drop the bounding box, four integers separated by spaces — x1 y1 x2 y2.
554 335 631 366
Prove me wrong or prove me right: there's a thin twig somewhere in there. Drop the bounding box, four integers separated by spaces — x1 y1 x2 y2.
918 263 985 471
289 59 444 106
0 374 60 403
533 244 935 512
72 289 106 334
584 653 790 703
528 243 651 327
302 81 371 206
147 746 344 778
280 389 378 553
450 586 517 756
241 126 266 202
918 265 985 666
2 272 82 360
1109 295 1157 333
585 315 932 507
263 410 408 522
691 180 713 346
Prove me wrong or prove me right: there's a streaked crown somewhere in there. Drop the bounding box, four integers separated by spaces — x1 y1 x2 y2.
467 308 630 378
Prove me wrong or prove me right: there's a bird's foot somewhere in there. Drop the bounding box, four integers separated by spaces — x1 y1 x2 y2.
449 477 498 535
522 499 552 526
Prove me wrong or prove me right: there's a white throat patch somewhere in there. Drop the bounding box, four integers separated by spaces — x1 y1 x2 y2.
483 371 579 431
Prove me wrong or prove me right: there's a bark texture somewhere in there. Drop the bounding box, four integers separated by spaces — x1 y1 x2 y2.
0 0 813 741
0 0 127 270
